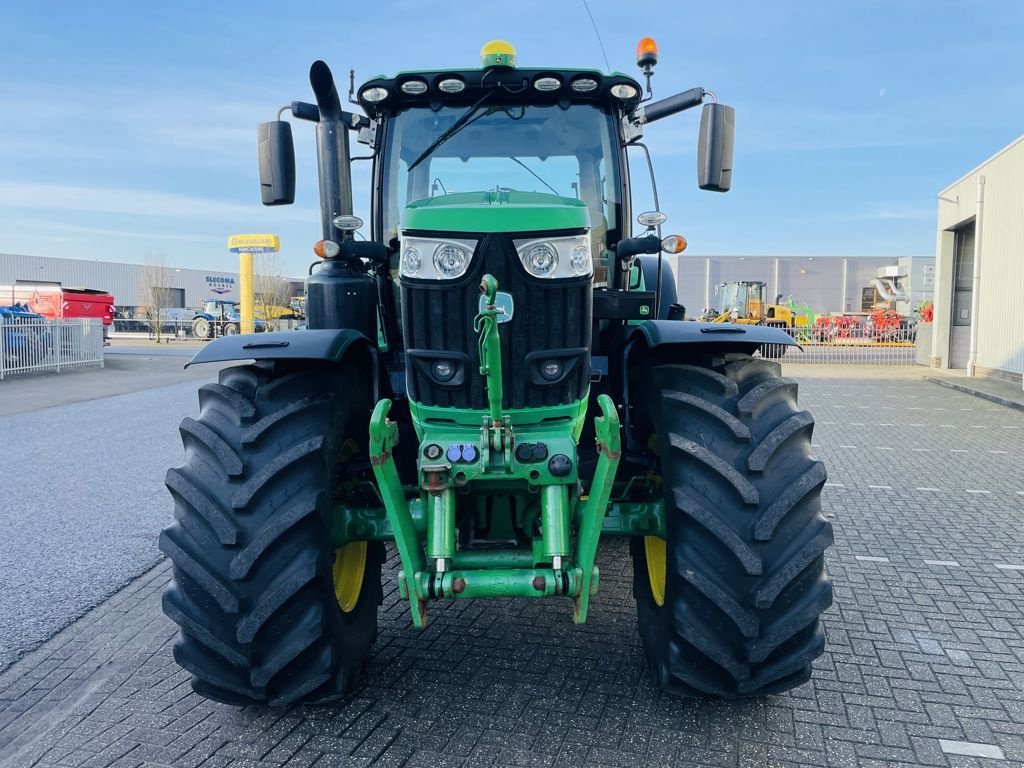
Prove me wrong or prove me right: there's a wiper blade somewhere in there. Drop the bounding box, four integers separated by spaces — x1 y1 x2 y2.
509 156 559 195
408 91 494 172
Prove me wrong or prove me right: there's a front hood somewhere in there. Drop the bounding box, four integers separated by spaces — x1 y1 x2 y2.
402 189 589 234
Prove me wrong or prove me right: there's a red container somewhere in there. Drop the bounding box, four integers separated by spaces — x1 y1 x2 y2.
1 284 114 325
60 288 115 326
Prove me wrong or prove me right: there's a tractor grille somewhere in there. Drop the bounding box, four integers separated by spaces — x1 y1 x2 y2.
401 232 592 410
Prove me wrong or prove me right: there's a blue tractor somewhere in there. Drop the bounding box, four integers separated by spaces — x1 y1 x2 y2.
190 300 266 339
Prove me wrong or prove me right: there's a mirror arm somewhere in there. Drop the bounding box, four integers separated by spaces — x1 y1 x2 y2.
613 235 661 291
342 110 370 131
287 101 320 122
633 87 706 125
282 101 369 132
615 235 662 260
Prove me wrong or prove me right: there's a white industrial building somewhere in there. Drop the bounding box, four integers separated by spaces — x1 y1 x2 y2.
670 255 933 318
929 135 1024 382
0 253 301 312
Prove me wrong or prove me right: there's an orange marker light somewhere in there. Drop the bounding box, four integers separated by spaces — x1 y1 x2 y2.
314 239 341 258
661 234 687 254
636 37 659 68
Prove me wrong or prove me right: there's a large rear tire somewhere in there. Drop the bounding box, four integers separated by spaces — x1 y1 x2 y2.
630 353 832 698
160 361 382 707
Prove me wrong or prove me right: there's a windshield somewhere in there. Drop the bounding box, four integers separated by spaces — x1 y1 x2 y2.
719 284 745 314
381 103 622 254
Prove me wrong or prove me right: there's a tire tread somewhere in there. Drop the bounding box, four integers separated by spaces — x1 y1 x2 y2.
632 354 833 699
160 362 380 707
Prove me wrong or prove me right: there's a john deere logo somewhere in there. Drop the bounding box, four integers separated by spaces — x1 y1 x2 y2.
639 305 651 316
479 291 514 324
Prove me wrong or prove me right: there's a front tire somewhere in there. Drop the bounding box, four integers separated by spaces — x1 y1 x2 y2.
160 361 382 707
630 353 832 698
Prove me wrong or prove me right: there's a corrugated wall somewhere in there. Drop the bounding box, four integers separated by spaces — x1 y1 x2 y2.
933 136 1024 375
0 253 246 308
672 255 928 316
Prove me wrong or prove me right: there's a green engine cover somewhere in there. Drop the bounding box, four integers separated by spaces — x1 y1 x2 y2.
403 189 589 233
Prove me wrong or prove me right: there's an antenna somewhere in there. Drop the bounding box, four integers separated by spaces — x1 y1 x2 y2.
348 68 357 104
581 0 612 73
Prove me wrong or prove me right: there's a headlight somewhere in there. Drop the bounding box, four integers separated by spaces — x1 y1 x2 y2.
523 242 558 276
399 236 477 279
433 243 469 278
570 245 590 275
513 234 592 279
401 246 422 276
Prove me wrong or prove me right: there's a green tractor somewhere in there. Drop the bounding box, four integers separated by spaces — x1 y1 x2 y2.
161 39 832 707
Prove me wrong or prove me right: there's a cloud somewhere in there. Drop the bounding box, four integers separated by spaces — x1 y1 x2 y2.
0 218 223 244
831 205 935 222
0 180 316 223
642 104 936 157
0 83 296 169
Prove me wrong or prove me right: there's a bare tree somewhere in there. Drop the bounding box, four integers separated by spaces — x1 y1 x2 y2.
254 253 293 331
137 254 171 342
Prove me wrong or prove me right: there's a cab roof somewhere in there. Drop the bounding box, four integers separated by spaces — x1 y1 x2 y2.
356 67 643 115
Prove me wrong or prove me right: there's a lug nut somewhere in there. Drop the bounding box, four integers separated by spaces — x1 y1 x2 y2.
452 577 466 594
532 576 546 591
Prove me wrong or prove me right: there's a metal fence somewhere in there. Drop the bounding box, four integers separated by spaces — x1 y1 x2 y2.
758 322 919 365
111 317 302 340
0 317 105 379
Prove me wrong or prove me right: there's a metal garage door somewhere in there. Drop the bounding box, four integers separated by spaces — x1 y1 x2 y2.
948 225 974 369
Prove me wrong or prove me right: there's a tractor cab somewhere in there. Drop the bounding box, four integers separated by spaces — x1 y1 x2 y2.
364 57 639 291
715 280 767 323
711 281 809 328
201 299 238 320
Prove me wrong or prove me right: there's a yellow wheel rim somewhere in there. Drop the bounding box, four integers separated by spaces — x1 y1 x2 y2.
644 536 666 607
332 541 367 613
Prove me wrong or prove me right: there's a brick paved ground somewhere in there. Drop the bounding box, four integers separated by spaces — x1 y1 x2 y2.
1 375 1022 768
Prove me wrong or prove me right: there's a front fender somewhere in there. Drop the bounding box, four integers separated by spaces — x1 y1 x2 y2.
186 328 372 368
631 319 798 350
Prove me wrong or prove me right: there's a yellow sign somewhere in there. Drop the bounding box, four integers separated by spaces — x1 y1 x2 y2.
228 234 280 253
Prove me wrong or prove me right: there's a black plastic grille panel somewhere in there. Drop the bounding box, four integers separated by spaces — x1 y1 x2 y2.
401 232 591 410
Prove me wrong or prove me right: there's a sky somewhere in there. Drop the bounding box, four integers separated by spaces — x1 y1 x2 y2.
1 0 1022 277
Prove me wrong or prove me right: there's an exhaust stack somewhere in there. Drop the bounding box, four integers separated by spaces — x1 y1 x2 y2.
310 61 354 240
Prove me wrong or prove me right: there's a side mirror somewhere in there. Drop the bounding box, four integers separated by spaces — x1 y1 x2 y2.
697 103 735 192
257 121 296 205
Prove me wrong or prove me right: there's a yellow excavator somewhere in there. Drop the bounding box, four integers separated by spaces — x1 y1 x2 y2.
708 281 810 328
